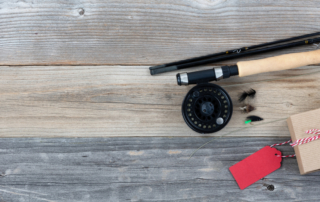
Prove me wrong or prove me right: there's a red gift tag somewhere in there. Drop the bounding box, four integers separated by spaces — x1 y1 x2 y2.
229 146 282 190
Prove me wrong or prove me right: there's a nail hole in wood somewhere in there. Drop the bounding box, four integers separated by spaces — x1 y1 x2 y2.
267 185 274 191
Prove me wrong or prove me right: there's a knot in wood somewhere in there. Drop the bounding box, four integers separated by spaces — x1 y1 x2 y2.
78 8 85 15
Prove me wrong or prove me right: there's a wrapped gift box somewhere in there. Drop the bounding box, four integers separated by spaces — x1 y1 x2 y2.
287 108 320 175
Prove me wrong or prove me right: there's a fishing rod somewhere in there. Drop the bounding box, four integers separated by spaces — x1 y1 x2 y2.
149 32 320 75
178 49 320 133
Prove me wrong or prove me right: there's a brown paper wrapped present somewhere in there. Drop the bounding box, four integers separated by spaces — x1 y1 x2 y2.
287 108 320 175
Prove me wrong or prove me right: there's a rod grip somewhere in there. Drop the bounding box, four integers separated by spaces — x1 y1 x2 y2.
237 49 320 77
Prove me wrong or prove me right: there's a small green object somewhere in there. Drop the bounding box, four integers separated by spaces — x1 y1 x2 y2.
245 120 252 124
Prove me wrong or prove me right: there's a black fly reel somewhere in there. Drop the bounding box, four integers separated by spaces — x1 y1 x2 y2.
182 83 233 133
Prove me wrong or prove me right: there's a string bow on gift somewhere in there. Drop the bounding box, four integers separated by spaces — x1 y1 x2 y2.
270 129 320 158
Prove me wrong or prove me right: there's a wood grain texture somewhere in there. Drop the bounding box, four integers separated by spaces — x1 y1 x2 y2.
1 0 320 65
0 137 315 202
1 65 320 137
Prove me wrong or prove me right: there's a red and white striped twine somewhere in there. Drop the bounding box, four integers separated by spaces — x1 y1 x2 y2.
270 140 296 158
270 139 292 147
278 154 296 158
291 129 320 147
270 129 320 158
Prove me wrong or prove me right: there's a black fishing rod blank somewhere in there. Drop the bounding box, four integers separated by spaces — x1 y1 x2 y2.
150 32 320 75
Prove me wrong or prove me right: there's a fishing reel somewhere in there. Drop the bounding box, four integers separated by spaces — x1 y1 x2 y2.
181 83 232 133
177 66 238 133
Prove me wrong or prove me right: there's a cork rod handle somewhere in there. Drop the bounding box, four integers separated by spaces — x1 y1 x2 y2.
237 49 320 77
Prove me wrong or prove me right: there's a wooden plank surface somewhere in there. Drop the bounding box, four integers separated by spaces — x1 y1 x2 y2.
0 137 316 202
1 65 320 137
2 1 320 201
1 0 320 65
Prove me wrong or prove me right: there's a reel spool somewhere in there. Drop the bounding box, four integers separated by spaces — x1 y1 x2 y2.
181 83 233 133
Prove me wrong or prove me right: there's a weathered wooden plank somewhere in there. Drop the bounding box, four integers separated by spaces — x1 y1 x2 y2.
1 65 320 137
0 0 320 65
0 137 316 202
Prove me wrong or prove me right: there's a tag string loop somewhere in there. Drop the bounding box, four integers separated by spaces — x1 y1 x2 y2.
270 129 320 158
